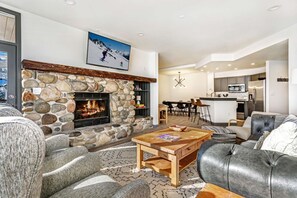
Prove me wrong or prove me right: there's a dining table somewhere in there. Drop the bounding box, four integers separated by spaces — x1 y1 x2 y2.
163 101 192 117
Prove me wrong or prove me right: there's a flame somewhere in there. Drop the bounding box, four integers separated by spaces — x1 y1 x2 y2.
79 100 105 118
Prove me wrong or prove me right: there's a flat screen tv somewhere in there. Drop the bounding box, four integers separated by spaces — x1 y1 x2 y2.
86 32 131 71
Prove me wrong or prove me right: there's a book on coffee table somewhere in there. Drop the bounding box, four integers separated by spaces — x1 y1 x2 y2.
158 134 181 142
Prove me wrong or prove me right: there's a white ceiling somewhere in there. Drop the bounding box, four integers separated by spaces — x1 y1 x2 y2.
160 40 288 75
0 0 296 68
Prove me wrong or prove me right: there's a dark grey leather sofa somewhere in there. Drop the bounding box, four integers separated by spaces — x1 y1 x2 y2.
197 113 297 198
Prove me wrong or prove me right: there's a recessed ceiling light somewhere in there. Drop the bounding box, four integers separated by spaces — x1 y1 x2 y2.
65 0 76 5
216 67 219 70
234 68 238 70
200 69 204 72
268 5 281 11
227 64 232 67
251 62 255 66
179 15 185 19
138 33 144 37
203 65 207 68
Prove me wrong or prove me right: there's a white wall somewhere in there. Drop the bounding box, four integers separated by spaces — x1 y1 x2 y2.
158 74 171 103
289 31 297 114
207 72 214 94
266 60 288 114
0 3 160 123
149 52 159 125
159 72 208 101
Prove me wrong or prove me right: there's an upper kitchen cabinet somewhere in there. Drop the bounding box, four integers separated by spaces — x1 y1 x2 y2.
214 76 250 92
214 78 228 92
227 77 237 84
236 76 245 84
214 78 221 92
221 78 228 91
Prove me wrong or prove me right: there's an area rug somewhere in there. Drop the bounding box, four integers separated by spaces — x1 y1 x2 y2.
96 142 205 198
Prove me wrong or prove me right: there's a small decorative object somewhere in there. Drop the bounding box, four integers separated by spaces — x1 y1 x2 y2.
136 104 145 108
174 72 186 88
223 94 228 97
169 125 188 132
135 85 142 90
217 94 221 97
158 134 181 142
136 95 141 105
277 77 289 82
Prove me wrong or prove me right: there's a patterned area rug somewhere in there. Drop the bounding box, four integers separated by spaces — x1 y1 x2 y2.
96 142 205 198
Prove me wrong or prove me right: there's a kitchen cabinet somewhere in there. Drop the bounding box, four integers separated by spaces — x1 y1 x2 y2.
214 78 228 92
236 77 245 84
214 79 221 92
214 76 249 92
227 77 237 84
221 78 228 91
214 74 265 92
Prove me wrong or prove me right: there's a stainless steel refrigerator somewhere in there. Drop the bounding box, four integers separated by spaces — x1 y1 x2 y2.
248 80 266 115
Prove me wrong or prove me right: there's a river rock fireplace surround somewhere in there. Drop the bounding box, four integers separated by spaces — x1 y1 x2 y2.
21 60 156 140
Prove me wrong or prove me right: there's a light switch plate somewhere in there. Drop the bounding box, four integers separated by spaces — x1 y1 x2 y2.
32 88 42 95
62 92 67 97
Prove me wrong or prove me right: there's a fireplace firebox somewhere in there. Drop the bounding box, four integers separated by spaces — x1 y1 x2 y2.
74 92 110 128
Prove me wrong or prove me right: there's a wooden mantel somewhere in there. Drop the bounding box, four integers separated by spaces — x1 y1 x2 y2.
22 60 157 83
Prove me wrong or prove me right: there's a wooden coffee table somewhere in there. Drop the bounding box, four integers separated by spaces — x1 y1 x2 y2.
132 127 212 187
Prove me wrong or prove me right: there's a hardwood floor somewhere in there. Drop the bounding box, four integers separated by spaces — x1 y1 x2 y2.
157 115 210 129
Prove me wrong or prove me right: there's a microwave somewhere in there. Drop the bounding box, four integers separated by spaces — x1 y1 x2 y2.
228 84 245 93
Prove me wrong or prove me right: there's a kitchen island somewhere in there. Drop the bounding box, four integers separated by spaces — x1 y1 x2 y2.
199 97 237 125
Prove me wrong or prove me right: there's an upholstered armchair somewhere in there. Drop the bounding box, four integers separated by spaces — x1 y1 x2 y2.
0 116 45 198
0 104 151 198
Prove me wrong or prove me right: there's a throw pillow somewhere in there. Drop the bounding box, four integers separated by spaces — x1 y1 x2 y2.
282 114 297 125
261 122 297 157
242 117 251 128
254 131 270 149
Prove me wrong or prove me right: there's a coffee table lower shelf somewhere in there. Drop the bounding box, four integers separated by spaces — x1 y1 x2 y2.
142 151 198 179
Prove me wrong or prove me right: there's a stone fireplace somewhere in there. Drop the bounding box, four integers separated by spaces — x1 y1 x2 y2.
74 92 110 128
21 69 136 135
21 60 156 148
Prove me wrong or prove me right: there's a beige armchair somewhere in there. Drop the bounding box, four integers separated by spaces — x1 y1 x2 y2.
226 117 251 140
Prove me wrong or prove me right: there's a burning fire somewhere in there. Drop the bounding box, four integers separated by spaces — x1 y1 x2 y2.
80 100 105 117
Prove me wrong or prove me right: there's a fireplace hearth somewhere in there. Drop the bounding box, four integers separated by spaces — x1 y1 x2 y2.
74 92 110 128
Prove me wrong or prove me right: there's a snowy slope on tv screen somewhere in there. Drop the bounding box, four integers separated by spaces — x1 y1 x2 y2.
86 32 131 71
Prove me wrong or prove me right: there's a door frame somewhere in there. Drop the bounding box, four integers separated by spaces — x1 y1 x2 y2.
0 7 21 109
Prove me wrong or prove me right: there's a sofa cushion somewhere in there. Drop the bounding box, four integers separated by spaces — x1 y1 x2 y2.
44 146 88 173
282 114 297 125
49 172 121 198
261 122 297 157
226 126 251 140
253 131 270 149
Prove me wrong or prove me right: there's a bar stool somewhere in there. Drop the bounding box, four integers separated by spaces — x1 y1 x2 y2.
176 102 187 116
190 98 197 122
196 99 212 124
